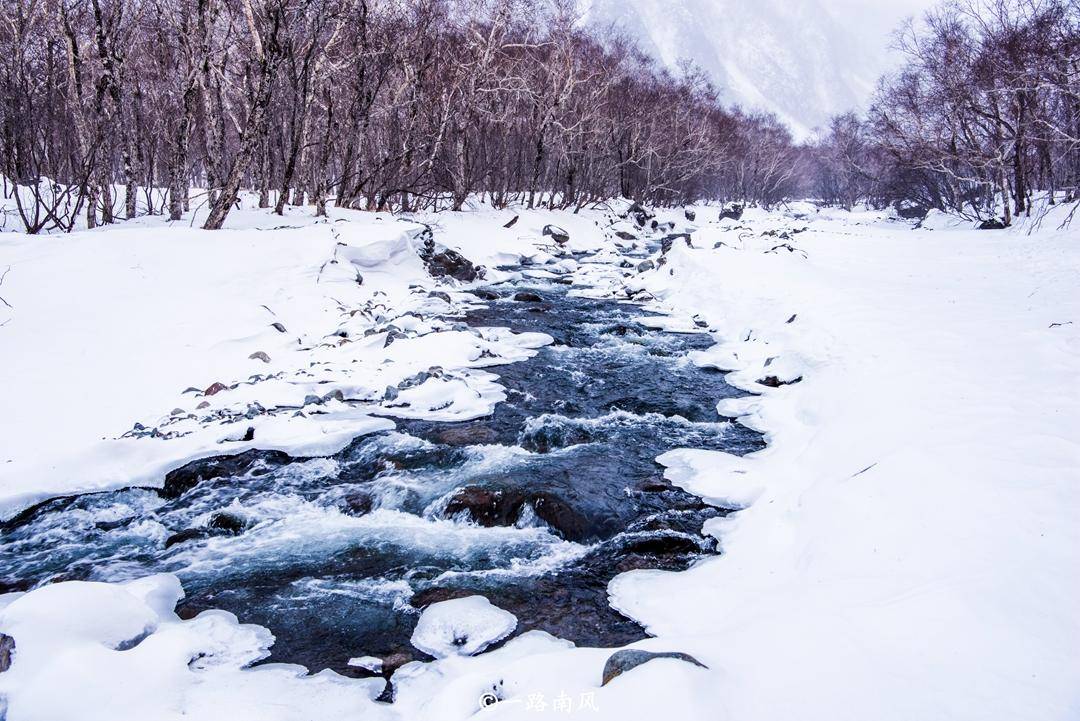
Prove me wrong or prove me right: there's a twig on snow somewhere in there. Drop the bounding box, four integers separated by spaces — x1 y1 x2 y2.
0 265 12 309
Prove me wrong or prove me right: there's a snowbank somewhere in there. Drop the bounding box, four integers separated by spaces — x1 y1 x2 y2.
603 203 1080 721
0 202 611 519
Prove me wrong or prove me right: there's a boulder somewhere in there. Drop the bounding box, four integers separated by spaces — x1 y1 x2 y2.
513 291 543 303
204 382 229 396
530 495 592 542
619 532 703 556
615 231 638 241
684 209 696 221
164 527 212 548
719 204 744 221
339 491 375 516
636 259 655 273
542 224 570 245
626 202 654 228
418 238 481 282
161 449 292 498
436 424 498 446
978 218 1008 230
601 649 707 686
660 233 692 255
442 486 525 527
427 290 452 304
207 510 250 535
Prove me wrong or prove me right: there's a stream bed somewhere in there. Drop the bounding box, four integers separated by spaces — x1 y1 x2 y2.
0 268 763 676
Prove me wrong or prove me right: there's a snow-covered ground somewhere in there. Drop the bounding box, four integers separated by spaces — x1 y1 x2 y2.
0 202 603 518
1 197 1078 720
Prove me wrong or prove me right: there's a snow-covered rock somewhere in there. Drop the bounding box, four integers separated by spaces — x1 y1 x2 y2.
410 596 517 659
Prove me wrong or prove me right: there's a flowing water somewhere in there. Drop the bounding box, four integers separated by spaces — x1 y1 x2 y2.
0 268 763 676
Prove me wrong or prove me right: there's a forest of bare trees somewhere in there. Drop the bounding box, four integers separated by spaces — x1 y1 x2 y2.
2 0 1076 234
0 0 806 233
807 0 1080 224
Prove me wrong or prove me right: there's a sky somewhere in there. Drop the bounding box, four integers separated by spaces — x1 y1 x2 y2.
583 0 943 137
822 0 939 49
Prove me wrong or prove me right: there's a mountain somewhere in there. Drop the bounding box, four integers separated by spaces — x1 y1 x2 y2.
582 0 931 139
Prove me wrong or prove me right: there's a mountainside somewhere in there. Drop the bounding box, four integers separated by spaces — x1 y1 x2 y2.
584 0 924 139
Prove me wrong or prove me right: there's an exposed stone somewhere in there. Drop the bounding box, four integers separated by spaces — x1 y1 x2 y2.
620 532 702 556
436 424 498 446
374 651 416 702
161 449 292 498
894 201 928 220
427 290 452 304
271 322 288 333
248 351 271 363
207 510 250 535
0 633 15 673
513 291 543 303
757 375 803 388
164 527 212 548
472 289 500 301
719 203 744 221
542 224 570 245
503 215 519 228
409 586 474 609
615 231 638 241
340 491 375 516
530 495 591 542
684 209 696 221
601 649 708 686
626 202 654 228
978 218 1008 230
418 238 482 282
204 382 228 396
442 486 524 527
660 233 692 255
381 651 414 677
636 259 655 273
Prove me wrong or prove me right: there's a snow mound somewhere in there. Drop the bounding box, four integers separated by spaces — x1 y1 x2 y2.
0 581 161 668
410 596 517 659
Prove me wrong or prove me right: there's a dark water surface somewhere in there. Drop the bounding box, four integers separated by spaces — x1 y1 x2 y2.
0 272 763 675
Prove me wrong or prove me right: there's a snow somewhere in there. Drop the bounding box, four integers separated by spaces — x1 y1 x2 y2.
411 596 518 659
0 204 572 519
604 203 1080 721
2 195 1079 721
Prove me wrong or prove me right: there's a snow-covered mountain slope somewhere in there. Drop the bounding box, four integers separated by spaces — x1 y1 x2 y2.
584 0 931 138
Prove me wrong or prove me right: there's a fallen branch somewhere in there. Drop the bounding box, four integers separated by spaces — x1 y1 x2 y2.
0 265 12 309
